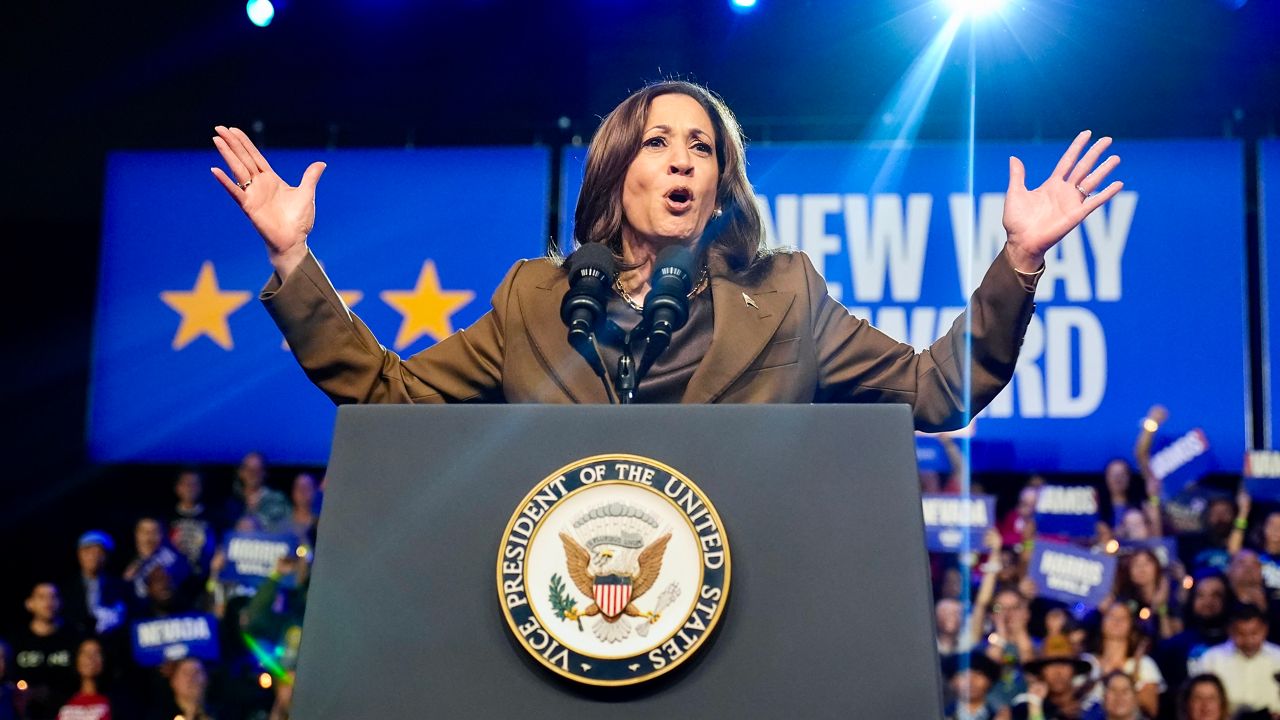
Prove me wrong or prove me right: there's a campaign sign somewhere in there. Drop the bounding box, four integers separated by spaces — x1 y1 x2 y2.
1264 140 1280 449
1120 537 1179 569
1034 485 1100 538
1244 449 1280 500
921 494 995 552
561 140 1247 473
915 437 952 473
89 148 550 463
222 531 301 588
1149 427 1214 497
1029 539 1117 609
132 613 219 667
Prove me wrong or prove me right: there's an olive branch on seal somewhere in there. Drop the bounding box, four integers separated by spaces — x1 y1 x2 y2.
548 573 583 631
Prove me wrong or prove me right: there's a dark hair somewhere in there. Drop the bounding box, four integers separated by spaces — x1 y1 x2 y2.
1087 601 1149 658
1101 669 1136 692
1177 674 1228 720
1230 602 1268 625
1114 548 1166 607
565 80 766 274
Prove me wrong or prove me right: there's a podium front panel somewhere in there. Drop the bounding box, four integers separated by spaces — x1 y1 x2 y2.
294 404 942 718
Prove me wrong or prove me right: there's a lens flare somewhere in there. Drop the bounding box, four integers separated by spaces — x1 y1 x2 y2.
944 0 1007 18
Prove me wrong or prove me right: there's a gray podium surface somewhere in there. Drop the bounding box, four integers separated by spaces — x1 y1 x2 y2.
294 404 942 718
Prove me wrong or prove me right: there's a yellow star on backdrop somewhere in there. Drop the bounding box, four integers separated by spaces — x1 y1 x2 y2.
380 260 475 350
160 261 252 351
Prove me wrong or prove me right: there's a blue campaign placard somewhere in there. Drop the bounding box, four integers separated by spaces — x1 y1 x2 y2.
1029 539 1117 609
132 613 220 667
89 148 550 463
1264 141 1280 450
915 437 952 473
221 531 302 587
920 494 995 552
562 140 1247 473
1034 485 1100 539
1119 537 1179 569
1245 449 1280 500
1148 426 1214 497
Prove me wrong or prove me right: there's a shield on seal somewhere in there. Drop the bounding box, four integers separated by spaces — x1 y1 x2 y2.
593 575 632 619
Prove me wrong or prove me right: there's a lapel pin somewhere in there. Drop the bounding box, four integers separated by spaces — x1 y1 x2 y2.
742 292 758 309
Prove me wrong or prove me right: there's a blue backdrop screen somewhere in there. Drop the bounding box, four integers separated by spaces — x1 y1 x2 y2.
90 148 550 463
90 139 1248 472
561 140 1247 472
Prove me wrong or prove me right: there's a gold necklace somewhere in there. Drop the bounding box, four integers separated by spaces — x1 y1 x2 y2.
614 267 710 314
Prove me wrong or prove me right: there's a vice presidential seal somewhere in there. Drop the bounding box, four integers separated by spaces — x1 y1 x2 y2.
496 454 730 686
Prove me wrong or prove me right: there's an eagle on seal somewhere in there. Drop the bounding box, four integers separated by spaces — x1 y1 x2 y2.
559 531 671 643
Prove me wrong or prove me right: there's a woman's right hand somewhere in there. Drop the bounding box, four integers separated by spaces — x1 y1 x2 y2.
210 125 326 279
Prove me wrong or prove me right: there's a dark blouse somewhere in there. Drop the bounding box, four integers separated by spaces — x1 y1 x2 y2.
595 288 714 403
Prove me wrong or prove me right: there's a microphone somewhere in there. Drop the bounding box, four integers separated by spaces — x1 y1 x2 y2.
560 243 616 349
638 245 694 378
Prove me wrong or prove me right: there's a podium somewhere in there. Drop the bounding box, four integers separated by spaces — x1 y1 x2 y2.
294 404 943 718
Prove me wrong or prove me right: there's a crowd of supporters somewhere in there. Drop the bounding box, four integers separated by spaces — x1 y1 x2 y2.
0 453 318 720
935 407 1280 720
0 403 1275 719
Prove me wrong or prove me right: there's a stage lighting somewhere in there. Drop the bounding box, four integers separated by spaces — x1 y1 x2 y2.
944 0 1006 18
730 0 758 11
246 0 275 27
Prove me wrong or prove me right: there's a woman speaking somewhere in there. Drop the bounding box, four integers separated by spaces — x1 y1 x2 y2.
209 81 1122 430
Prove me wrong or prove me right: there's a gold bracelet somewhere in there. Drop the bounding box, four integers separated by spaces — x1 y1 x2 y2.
1013 263 1046 279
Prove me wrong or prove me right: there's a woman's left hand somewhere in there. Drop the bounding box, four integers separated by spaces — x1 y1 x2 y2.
1003 130 1123 272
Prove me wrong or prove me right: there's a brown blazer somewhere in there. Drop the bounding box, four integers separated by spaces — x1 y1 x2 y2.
261 247 1035 432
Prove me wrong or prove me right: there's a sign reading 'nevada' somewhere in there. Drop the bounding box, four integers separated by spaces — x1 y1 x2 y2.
89 148 549 462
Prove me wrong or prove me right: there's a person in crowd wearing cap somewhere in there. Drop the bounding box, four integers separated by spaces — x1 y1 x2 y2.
1097 670 1149 720
945 650 1011 720
1154 571 1229 708
1081 602 1164 719
11 583 81 720
62 532 127 639
1013 634 1093 720
1176 674 1229 720
168 469 216 581
1189 603 1280 718
55 638 112 720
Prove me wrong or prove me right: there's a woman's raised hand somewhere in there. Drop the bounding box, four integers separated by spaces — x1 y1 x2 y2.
1003 130 1123 273
210 126 326 278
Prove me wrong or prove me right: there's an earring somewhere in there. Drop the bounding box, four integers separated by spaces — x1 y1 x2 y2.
713 207 723 218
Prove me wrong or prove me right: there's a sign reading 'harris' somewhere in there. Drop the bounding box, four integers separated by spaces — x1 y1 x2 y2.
497 454 730 686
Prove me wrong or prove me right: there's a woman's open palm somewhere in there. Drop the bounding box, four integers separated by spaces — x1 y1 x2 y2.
210 125 326 267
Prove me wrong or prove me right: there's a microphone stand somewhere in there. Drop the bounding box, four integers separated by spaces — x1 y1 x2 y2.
616 350 636 405
570 331 620 405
